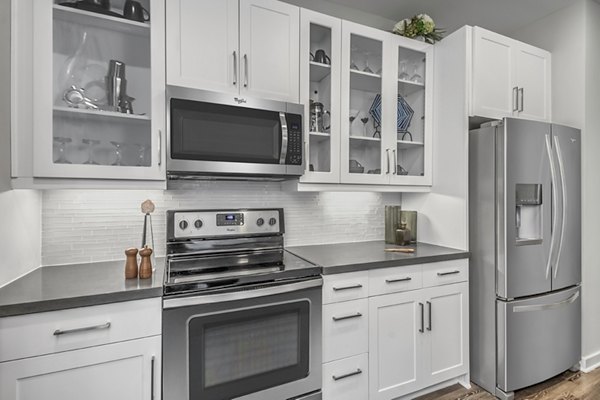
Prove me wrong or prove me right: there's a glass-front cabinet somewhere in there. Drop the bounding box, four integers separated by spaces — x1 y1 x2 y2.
299 13 433 188
13 0 165 186
299 9 341 184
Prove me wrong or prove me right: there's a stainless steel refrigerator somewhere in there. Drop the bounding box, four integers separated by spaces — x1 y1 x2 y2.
469 118 581 400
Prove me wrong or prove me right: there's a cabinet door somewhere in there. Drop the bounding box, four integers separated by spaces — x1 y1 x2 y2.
422 282 469 386
299 9 342 184
369 290 425 400
340 21 390 185
166 0 239 93
239 0 299 103
514 44 551 121
31 0 165 182
471 27 515 119
388 36 434 186
0 335 161 400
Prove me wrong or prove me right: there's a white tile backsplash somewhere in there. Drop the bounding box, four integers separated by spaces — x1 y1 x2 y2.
42 182 400 265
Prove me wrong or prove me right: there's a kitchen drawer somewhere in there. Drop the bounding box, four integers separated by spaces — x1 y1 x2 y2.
323 353 369 400
323 271 369 304
322 299 368 363
368 265 422 296
422 259 469 288
0 297 161 363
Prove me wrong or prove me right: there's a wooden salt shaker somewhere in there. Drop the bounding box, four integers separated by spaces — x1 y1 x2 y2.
125 248 139 279
139 246 153 279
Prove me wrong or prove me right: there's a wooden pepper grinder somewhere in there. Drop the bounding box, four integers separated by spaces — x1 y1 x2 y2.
124 247 139 279
139 246 153 279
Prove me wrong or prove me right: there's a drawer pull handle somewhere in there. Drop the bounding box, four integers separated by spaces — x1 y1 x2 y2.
437 270 460 276
386 277 412 283
332 312 362 321
333 284 363 291
53 322 111 336
332 368 362 381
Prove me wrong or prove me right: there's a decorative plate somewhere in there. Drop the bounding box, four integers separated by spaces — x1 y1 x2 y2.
368 94 414 133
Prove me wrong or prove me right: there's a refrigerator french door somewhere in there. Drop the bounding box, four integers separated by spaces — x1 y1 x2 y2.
469 118 581 400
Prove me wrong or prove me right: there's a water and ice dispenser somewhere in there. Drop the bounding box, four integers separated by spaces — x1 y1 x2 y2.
515 184 543 243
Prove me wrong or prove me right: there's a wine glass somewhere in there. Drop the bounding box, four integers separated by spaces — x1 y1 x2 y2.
82 138 100 165
136 144 148 167
53 137 72 164
350 46 359 71
110 141 124 166
410 62 423 84
363 51 374 74
361 116 369 136
399 61 410 81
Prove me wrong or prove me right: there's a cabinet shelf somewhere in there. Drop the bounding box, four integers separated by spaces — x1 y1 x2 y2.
309 62 331 82
309 132 331 143
398 79 425 96
397 140 424 150
53 4 150 36
350 69 381 93
350 135 381 143
53 106 151 122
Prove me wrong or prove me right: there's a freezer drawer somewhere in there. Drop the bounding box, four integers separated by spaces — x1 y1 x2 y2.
497 286 581 392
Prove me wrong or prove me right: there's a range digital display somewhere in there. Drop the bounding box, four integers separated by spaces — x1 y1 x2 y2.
225 214 236 221
217 213 244 226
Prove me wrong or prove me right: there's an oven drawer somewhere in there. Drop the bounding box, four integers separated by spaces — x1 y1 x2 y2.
0 298 161 362
422 259 468 288
369 265 422 296
322 299 368 363
323 353 369 400
323 272 369 304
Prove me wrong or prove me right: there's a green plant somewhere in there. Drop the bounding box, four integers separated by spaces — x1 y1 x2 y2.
392 14 444 44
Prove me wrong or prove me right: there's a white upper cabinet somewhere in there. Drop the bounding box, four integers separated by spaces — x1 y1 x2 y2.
166 0 300 103
166 0 238 94
471 26 551 122
11 0 166 188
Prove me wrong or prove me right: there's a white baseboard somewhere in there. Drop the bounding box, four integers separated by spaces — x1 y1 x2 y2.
581 350 600 373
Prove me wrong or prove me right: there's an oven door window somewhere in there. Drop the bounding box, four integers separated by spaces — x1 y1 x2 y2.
188 300 310 400
171 99 282 164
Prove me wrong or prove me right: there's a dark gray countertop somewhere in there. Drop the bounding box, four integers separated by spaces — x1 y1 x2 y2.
0 259 164 317
286 241 469 275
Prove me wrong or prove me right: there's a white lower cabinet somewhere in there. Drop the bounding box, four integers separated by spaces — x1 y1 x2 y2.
323 353 369 400
0 335 161 400
322 260 469 400
0 298 162 400
368 281 469 400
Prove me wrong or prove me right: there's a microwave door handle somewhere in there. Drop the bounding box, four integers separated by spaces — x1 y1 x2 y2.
279 112 288 164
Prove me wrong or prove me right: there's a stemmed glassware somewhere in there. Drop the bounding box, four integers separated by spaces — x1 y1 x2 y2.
53 137 72 164
410 62 423 84
361 116 369 137
363 51 374 74
350 46 359 71
82 138 100 165
399 61 410 81
110 141 124 166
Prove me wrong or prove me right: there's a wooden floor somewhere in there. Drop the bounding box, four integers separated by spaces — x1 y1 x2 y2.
416 369 600 400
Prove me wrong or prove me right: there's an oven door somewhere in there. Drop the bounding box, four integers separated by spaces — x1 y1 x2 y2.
162 278 322 400
167 86 304 177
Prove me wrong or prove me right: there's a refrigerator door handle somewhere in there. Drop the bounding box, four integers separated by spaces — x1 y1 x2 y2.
553 135 567 279
512 290 579 313
545 134 558 280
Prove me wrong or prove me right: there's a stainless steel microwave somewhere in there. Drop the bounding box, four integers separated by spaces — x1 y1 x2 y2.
167 86 304 180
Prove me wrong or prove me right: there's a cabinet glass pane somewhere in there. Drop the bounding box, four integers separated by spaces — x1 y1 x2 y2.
52 1 153 168
396 47 426 177
308 23 333 173
348 34 382 176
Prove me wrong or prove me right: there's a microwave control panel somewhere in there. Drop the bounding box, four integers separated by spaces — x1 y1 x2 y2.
285 114 303 165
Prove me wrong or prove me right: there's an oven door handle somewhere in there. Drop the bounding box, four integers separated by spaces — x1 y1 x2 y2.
163 278 323 309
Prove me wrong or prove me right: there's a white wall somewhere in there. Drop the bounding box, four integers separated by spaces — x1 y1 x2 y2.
513 0 600 370
0 0 42 287
41 186 400 265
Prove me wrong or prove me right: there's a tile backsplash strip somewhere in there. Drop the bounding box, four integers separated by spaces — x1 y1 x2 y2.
42 182 400 266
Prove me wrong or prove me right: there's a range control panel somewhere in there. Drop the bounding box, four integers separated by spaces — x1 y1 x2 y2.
169 209 283 240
